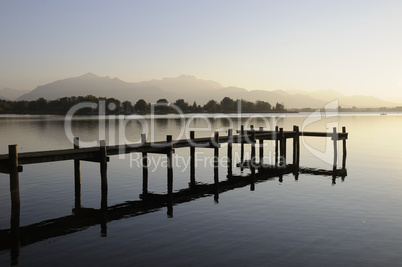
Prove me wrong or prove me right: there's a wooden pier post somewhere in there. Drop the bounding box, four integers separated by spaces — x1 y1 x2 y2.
259 127 264 166
214 131 220 202
293 125 300 169
99 140 108 211
333 127 338 171
141 134 148 196
294 126 300 180
283 129 287 160
166 135 173 217
342 126 347 170
293 126 297 166
73 137 81 210
296 126 300 166
99 140 108 237
275 126 279 167
227 129 233 178
9 145 20 265
279 128 285 167
250 129 256 191
190 131 196 187
240 125 244 171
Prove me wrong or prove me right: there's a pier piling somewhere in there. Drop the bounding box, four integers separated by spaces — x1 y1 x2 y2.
166 135 173 217
279 128 285 167
99 140 108 217
9 145 20 265
250 129 256 191
227 129 233 178
141 134 148 196
342 126 347 170
275 126 279 167
190 131 196 187
73 137 81 209
240 125 244 171
214 131 219 202
332 127 338 171
259 127 264 165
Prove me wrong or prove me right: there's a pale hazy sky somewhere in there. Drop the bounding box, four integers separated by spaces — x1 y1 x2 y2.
1 0 401 101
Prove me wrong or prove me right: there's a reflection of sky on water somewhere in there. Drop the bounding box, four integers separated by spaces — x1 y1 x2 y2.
1 113 402 265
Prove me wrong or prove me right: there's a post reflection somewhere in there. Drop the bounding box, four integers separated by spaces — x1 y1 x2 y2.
10 182 20 266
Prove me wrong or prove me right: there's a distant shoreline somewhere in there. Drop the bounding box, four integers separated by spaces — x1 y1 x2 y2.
1 110 402 117
1 95 401 116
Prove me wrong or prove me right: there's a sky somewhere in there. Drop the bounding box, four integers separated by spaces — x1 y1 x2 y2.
1 0 402 101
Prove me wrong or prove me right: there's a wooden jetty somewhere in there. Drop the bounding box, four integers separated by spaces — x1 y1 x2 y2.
0 124 348 209
0 163 344 253
0 125 348 264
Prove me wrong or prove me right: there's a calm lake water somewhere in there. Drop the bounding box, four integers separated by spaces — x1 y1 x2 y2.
1 112 402 266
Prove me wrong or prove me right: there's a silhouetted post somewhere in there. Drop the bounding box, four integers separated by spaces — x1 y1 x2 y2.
333 127 338 171
275 126 279 167
190 131 196 187
99 140 108 237
296 126 300 166
9 145 20 265
250 129 256 191
279 128 285 167
292 126 297 165
166 135 173 217
283 129 287 160
342 126 347 170
294 126 300 180
259 127 264 166
214 131 219 202
100 140 108 204
141 134 148 196
240 125 244 171
73 137 81 210
227 129 233 178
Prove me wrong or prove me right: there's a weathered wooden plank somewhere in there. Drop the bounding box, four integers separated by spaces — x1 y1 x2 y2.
107 144 173 155
15 148 99 164
81 157 110 163
237 130 348 140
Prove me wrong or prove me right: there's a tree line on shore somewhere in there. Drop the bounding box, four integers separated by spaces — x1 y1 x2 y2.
0 96 286 115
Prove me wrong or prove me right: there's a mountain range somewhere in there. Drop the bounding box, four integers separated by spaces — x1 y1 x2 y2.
12 73 400 109
0 88 30 101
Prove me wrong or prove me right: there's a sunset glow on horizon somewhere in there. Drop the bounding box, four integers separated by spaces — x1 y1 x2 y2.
1 0 402 102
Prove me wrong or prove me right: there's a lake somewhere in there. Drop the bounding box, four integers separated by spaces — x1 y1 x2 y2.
1 112 402 266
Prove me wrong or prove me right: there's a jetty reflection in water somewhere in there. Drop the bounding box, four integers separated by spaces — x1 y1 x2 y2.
1 162 346 265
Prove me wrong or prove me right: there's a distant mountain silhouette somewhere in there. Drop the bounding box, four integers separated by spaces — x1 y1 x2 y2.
137 74 224 93
0 87 30 101
17 73 164 103
282 89 398 108
0 95 10 101
16 73 400 108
